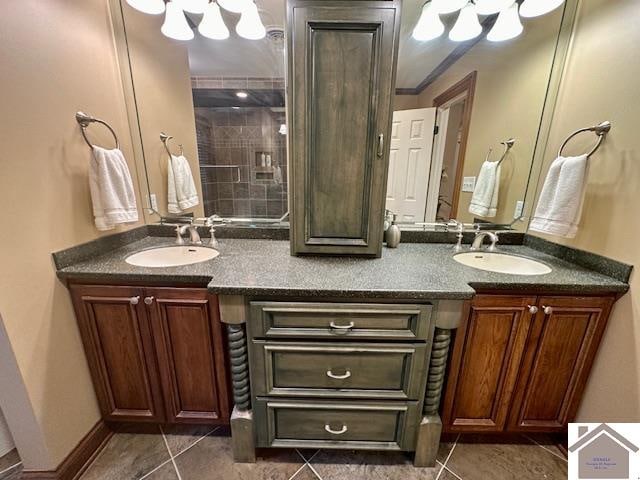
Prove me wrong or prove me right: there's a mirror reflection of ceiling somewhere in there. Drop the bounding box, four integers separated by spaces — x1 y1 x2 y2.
186 0 285 77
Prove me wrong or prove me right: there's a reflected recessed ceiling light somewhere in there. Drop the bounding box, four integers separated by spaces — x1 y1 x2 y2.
473 0 513 15
125 0 165 15
236 92 248 98
520 0 564 18
487 2 523 41
218 0 253 13
175 0 209 14
449 2 482 42
412 2 445 42
236 1 266 40
161 1 195 41
430 0 467 15
198 2 229 40
232 106 240 109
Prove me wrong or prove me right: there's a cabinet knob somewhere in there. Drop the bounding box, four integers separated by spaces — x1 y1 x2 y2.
542 305 553 315
144 296 155 305
130 296 140 306
527 305 538 314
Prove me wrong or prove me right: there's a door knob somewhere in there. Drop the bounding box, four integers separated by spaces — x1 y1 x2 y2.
527 305 538 314
144 296 155 305
130 296 140 306
542 305 553 315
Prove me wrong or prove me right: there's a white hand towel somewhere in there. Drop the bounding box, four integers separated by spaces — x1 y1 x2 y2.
529 154 588 238
469 160 501 218
89 147 139 231
167 154 200 214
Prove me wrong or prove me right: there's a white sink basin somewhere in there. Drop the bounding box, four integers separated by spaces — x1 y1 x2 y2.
453 251 552 275
125 246 219 268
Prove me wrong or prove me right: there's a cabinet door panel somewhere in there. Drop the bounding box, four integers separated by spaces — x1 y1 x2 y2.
508 296 614 431
442 296 536 432
71 285 164 422
148 288 230 424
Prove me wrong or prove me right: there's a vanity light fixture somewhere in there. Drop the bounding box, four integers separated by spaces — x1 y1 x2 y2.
449 2 482 42
198 2 229 40
161 0 195 41
175 0 209 14
430 0 467 14
236 91 248 99
236 1 267 40
412 2 445 42
218 0 253 14
519 0 564 18
487 1 523 41
125 0 165 15
473 0 513 16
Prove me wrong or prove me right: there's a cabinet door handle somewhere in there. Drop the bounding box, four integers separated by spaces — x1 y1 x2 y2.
542 305 553 315
130 296 140 306
325 424 348 435
326 369 351 380
144 296 155 305
377 134 384 157
527 305 538 314
329 321 354 334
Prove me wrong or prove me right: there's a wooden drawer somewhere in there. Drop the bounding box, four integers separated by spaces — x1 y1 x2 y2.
251 341 428 400
255 398 420 451
249 302 432 341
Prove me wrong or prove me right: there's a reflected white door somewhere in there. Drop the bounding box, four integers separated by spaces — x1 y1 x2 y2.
386 108 437 223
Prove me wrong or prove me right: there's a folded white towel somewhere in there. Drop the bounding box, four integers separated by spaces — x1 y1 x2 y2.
167 154 200 214
89 147 139 231
529 154 588 238
469 160 501 218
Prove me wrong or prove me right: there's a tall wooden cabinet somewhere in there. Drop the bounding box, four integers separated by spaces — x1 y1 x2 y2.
442 294 614 433
71 285 230 425
287 0 402 257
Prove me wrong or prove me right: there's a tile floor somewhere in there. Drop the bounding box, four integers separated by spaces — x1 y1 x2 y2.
0 426 568 480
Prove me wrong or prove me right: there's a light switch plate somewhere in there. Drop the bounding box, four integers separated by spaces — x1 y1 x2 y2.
514 200 524 219
462 177 476 192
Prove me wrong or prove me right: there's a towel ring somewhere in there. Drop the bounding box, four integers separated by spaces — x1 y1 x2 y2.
558 121 611 158
75 112 120 149
484 138 516 166
160 133 184 157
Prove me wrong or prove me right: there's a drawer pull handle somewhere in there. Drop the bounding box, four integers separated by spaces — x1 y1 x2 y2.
326 369 351 380
329 321 354 334
325 424 348 435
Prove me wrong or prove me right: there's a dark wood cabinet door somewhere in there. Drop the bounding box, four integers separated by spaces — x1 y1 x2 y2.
508 296 614 432
70 285 165 422
442 296 537 432
146 288 230 424
287 0 401 256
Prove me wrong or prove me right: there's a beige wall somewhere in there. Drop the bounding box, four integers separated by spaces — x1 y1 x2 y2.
0 0 144 468
417 10 563 226
394 94 419 111
529 0 640 421
122 8 204 219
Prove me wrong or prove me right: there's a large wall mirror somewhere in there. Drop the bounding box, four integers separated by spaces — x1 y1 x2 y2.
113 0 572 232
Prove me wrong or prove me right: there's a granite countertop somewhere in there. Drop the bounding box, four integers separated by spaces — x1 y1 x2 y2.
55 236 630 300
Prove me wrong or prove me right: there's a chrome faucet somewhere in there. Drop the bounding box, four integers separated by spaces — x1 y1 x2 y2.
175 224 202 245
470 231 499 252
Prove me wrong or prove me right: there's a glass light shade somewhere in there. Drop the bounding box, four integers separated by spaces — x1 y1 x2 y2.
125 0 165 15
487 2 523 42
412 2 445 42
198 2 229 39
218 0 252 13
175 0 209 14
448 3 482 42
430 0 467 15
474 0 513 15
520 0 564 17
161 1 195 41
236 2 266 40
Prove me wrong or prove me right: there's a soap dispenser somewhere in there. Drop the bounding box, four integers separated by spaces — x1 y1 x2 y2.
385 214 401 248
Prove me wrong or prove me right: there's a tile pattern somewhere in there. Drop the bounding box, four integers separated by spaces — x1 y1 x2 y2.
75 426 567 480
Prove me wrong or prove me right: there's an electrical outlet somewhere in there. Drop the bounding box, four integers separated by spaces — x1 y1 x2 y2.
514 200 524 219
461 176 476 192
150 193 158 212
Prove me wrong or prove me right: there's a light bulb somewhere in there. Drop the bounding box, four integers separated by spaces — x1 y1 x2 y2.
161 1 195 41
412 2 445 42
198 2 229 39
474 0 513 15
520 0 564 18
430 0 467 15
175 0 209 14
236 2 266 40
487 2 523 42
449 3 482 42
236 91 248 98
125 0 165 15
218 0 253 13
